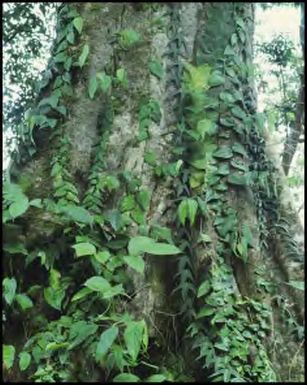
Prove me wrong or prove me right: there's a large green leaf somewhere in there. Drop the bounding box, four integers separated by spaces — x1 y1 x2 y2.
146 374 167 382
69 321 98 350
184 63 211 91
197 281 211 298
78 44 90 68
136 190 151 211
196 307 215 318
44 287 65 311
178 198 198 226
187 199 198 225
97 72 112 93
3 345 15 369
113 373 140 382
227 173 249 186
123 255 145 274
71 287 92 302
128 236 180 256
72 242 96 257
213 147 233 159
96 326 119 361
19 352 31 371
102 284 124 299
124 321 144 361
88 74 98 99
149 60 164 79
119 29 140 49
15 294 33 310
208 71 225 87
61 205 93 224
84 276 111 292
94 250 111 264
231 106 246 120
9 196 29 219
116 68 128 87
120 195 136 212
3 277 17 305
128 236 153 256
196 119 216 139
73 16 83 34
178 200 188 225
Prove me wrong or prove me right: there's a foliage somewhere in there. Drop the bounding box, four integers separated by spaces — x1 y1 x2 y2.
2 2 304 383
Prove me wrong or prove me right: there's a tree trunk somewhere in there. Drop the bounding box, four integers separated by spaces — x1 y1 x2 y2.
3 3 304 383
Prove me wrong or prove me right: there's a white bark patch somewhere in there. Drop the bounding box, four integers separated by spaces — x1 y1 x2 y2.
180 3 202 58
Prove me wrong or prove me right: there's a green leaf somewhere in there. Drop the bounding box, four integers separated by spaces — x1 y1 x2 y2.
231 106 246 120
19 352 31 371
3 277 17 305
213 147 233 159
123 255 145 274
3 244 28 255
227 173 249 186
197 281 211 298
187 198 198 225
61 205 93 225
88 75 98 99
149 60 164 79
144 151 157 166
144 242 181 256
178 200 188 226
3 345 15 369
73 17 83 34
97 72 112 93
15 294 33 310
150 225 173 244
94 251 111 264
78 44 90 68
120 195 136 212
208 71 225 87
216 164 230 176
146 374 167 382
137 190 151 211
219 91 235 104
29 198 43 208
196 307 215 318
46 342 69 351
69 321 98 350
44 287 65 311
71 287 92 302
286 281 304 291
196 119 217 139
232 142 247 157
96 326 119 361
103 284 124 299
113 373 140 382
116 68 128 87
84 276 111 292
128 236 181 256
128 236 154 256
72 242 96 257
9 197 29 219
119 29 140 49
184 63 211 91
124 321 144 361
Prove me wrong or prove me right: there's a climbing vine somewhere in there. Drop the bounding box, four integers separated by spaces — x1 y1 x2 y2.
3 3 304 383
